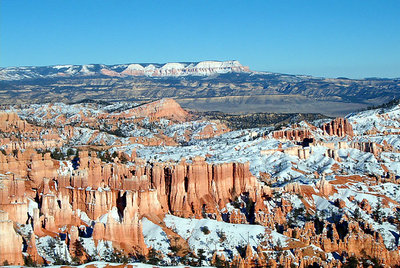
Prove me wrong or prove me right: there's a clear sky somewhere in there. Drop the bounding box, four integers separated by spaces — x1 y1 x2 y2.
1 0 399 78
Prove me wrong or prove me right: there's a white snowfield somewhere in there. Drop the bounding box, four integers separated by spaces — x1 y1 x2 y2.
163 215 287 259
142 217 171 255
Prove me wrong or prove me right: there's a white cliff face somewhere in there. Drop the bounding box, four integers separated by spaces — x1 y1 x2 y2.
119 60 249 77
0 60 250 80
159 60 248 76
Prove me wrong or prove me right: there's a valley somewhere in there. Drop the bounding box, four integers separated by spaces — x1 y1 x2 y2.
1 61 399 116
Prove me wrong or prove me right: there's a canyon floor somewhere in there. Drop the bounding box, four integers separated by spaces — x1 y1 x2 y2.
1 98 400 267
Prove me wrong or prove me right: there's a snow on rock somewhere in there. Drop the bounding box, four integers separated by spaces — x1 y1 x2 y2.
164 214 288 260
0 60 249 81
36 236 72 264
348 104 400 135
39 261 213 267
142 217 171 256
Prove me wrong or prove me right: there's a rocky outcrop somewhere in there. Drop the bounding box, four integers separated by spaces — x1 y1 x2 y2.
283 218 400 266
351 141 382 156
5 99 233 147
0 112 64 154
117 98 189 122
0 149 57 188
147 156 260 218
321 117 354 137
0 112 31 132
272 128 313 142
0 146 265 264
316 177 333 196
0 210 24 265
261 145 312 160
192 122 230 140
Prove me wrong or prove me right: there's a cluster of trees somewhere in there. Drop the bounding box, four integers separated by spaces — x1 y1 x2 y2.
341 255 383 268
35 147 77 160
23 256 37 267
97 151 129 163
146 244 207 267
195 111 327 130
364 97 400 112
17 232 386 268
50 148 76 160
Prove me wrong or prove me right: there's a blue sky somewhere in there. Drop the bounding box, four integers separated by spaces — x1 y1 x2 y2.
1 0 399 78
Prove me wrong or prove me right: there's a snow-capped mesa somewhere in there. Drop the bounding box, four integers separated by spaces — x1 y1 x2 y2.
3 98 400 267
0 60 250 80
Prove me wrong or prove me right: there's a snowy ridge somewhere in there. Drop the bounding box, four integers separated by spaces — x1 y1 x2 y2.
0 60 250 81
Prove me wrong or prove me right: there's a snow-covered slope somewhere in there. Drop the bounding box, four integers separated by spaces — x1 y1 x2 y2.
348 104 400 135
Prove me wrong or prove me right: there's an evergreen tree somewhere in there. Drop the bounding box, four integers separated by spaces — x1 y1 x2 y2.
353 208 361 220
147 248 161 265
197 248 206 266
73 239 85 258
372 200 384 224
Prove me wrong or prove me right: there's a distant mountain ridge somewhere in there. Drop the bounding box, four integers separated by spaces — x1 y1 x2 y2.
1 60 400 116
0 60 250 81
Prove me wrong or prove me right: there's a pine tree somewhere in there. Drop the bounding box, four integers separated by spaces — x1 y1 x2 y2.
197 248 206 266
353 208 361 220
372 200 383 224
73 239 85 263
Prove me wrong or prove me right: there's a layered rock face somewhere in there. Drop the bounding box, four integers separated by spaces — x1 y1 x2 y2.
121 60 249 77
322 117 354 137
0 112 30 131
0 112 64 154
272 128 313 142
261 145 312 160
56 152 261 220
148 157 260 218
116 98 189 122
0 211 24 265
0 146 264 265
